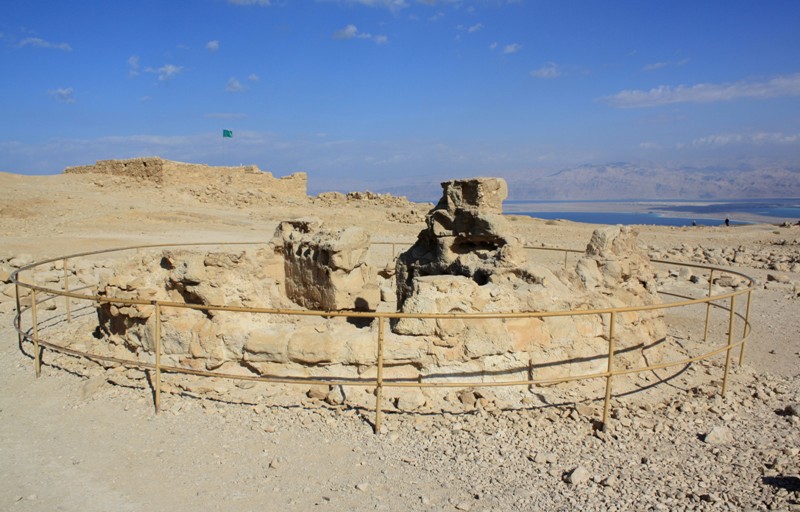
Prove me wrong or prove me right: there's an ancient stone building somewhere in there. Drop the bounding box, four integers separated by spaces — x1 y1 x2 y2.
64 157 307 198
87 176 668 412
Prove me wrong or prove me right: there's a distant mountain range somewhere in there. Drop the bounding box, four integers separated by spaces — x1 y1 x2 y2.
374 163 800 202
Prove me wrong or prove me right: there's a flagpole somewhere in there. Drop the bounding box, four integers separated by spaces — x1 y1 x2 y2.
222 129 232 164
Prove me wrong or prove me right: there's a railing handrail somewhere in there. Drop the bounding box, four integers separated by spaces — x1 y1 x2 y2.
11 241 755 432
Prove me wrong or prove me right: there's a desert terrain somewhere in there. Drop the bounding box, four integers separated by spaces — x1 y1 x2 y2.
0 166 798 511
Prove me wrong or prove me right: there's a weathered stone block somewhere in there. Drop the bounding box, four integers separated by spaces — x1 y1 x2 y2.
287 327 343 364
275 220 379 311
243 326 293 363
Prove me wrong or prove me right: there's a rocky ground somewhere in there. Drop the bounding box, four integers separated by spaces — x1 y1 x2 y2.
1 170 799 511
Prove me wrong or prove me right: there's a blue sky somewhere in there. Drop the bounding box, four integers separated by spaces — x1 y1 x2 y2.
1 0 799 193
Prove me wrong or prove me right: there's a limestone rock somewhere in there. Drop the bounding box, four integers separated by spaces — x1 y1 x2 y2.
0 265 11 283
395 177 524 309
274 219 379 311
704 425 734 445
395 389 427 411
567 465 591 484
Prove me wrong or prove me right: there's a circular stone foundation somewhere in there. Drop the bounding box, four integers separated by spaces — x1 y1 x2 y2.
12 238 755 428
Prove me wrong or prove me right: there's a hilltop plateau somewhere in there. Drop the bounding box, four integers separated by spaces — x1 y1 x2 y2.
0 161 798 511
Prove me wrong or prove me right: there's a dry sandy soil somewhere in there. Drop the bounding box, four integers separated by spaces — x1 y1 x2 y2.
0 171 798 511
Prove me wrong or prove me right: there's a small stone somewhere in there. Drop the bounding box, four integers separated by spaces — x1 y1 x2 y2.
530 451 552 464
458 390 477 407
80 376 108 400
704 426 733 445
575 403 595 417
324 386 345 405
355 482 369 492
455 501 472 511
307 385 330 400
601 475 618 487
566 465 591 485
396 389 427 411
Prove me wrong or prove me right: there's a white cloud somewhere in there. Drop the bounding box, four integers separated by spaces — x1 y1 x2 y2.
226 77 246 92
428 11 444 21
128 55 140 77
488 42 498 50
642 60 687 72
605 73 800 108
48 87 76 104
693 132 800 147
248 73 260 81
502 43 521 55
16 37 72 51
456 23 483 33
206 40 220 52
750 132 800 144
145 64 184 81
643 61 667 71
333 24 359 40
530 62 560 79
332 24 388 44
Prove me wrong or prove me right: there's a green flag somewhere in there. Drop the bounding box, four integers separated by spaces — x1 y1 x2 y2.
223 129 233 138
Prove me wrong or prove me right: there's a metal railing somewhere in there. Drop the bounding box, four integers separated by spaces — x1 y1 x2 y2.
11 242 755 432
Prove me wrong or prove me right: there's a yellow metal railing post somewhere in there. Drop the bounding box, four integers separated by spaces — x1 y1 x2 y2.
738 290 752 365
63 258 71 323
721 295 736 396
32 289 41 378
602 311 616 429
153 302 162 413
374 316 385 434
14 280 23 347
703 270 714 341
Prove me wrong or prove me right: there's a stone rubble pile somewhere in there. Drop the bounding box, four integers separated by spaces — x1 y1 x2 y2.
650 240 800 273
649 242 800 299
314 191 430 224
188 183 307 208
0 253 110 315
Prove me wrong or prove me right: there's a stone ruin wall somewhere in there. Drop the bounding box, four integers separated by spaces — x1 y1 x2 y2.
79 177 669 413
273 218 381 312
64 157 307 198
65 157 166 182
